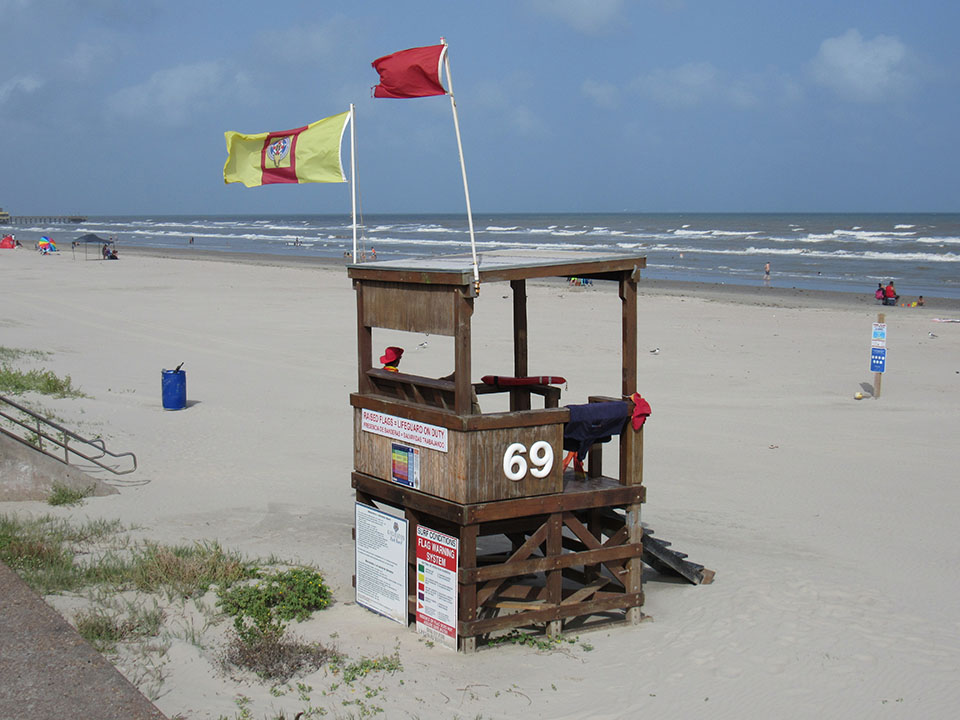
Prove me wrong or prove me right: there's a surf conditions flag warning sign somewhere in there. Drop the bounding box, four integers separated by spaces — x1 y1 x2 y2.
415 525 458 649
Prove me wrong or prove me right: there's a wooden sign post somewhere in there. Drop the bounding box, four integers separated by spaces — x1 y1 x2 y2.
872 312 886 399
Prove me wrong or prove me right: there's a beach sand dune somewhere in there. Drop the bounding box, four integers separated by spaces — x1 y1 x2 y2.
2 249 959 719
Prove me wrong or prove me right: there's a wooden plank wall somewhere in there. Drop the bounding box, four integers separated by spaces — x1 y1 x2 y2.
354 410 563 503
360 281 457 336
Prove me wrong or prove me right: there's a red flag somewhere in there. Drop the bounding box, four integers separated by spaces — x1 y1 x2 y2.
372 44 447 98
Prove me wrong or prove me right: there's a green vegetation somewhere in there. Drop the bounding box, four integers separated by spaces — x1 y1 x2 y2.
0 346 85 446
0 365 85 398
124 541 256 599
0 514 123 594
75 602 165 652
0 346 50 363
329 651 402 684
488 628 588 653
1 513 415 716
47 482 95 507
1 513 343 687
217 567 333 644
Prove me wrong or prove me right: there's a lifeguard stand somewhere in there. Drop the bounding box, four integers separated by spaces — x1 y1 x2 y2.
349 250 649 651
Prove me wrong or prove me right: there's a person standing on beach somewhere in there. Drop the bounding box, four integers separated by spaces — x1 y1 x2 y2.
763 261 771 285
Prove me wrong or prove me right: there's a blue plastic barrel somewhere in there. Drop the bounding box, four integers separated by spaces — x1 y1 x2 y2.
161 368 186 410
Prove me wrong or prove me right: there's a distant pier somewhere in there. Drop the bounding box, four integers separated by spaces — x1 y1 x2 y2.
0 214 88 225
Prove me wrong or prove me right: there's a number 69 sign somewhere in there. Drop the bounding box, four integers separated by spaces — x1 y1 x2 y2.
503 441 554 481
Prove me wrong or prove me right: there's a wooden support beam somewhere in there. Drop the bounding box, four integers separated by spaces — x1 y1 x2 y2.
355 282 373 394
459 524 479 623
619 274 638 398
625 502 643 625
546 512 563 637
454 288 474 415
462 592 644 636
476 521 548 606
461 542 642 583
510 279 531 412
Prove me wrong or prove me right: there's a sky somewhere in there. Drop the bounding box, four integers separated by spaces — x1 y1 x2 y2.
2 0 959 216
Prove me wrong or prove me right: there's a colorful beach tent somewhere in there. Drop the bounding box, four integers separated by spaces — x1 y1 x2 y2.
0 235 14 249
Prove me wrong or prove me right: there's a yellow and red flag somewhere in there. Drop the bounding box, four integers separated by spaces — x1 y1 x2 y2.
223 111 350 188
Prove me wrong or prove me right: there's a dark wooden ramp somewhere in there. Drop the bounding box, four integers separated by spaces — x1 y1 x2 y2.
642 527 715 585
592 507 714 585
0 561 168 720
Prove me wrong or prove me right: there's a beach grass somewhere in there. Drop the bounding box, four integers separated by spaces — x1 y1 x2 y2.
0 366 85 397
74 602 165 653
47 482 95 507
1 513 340 684
0 345 84 398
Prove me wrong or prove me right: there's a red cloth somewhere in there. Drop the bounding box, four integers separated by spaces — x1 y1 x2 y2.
481 375 566 386
372 45 447 98
630 393 651 430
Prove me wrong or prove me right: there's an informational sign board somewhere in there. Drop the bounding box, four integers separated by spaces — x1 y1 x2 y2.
871 347 887 373
391 443 420 489
361 409 448 452
355 503 408 625
415 525 459 650
871 322 887 348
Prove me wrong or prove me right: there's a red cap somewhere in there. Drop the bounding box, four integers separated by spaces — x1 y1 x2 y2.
379 346 404 366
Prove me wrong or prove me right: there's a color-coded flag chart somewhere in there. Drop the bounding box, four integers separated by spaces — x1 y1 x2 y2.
415 525 459 649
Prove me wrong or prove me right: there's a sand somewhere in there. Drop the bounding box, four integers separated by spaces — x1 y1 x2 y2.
2 247 960 719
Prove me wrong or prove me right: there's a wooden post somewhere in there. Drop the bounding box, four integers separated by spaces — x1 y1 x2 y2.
459 524 478 653
619 273 641 485
874 312 884 399
625 502 643 624
454 288 474 415
355 282 372 394
619 274 638 397
511 279 530 411
546 512 563 638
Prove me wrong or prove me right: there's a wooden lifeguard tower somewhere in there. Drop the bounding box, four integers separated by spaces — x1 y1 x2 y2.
349 249 671 651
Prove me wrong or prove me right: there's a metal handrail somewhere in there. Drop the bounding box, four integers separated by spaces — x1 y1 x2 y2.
0 394 137 475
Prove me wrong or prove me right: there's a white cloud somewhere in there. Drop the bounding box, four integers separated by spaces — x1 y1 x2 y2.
472 74 547 136
809 29 911 102
0 75 42 103
507 105 548 136
107 61 252 126
632 62 720 107
527 0 625 34
581 79 620 109
630 62 774 109
257 18 352 63
64 40 116 78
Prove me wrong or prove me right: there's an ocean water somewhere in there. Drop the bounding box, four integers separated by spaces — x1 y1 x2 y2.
10 213 960 299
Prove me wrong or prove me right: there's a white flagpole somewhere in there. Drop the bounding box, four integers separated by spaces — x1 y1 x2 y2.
441 39 480 296
349 103 358 263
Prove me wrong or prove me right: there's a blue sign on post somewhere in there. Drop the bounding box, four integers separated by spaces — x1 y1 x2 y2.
871 347 886 373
